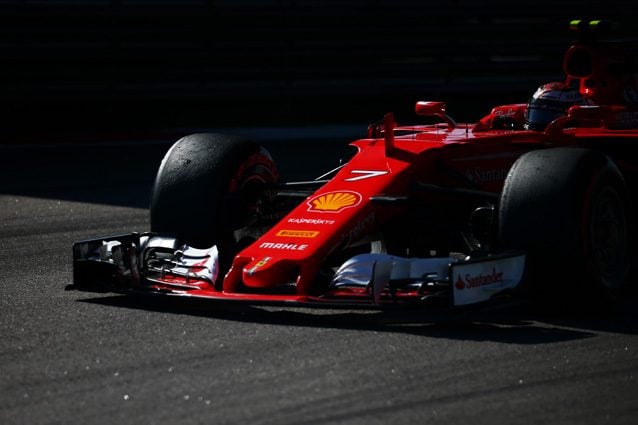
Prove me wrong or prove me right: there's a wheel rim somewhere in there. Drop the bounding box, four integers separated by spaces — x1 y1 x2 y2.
226 150 279 230
589 186 628 289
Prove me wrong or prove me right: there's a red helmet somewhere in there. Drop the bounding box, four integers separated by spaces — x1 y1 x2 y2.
525 82 586 131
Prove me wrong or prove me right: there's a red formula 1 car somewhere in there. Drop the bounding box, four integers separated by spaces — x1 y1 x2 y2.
70 21 638 310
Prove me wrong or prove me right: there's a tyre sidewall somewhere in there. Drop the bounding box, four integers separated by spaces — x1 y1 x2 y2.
498 147 631 304
150 133 278 249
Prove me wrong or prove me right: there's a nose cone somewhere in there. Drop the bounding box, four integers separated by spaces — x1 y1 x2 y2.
242 256 299 288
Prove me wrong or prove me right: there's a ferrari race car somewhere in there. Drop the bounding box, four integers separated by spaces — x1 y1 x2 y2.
70 21 638 310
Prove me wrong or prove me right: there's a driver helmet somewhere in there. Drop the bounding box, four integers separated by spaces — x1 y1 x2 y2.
525 82 585 131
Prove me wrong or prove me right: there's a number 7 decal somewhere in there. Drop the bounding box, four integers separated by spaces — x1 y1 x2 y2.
344 170 389 182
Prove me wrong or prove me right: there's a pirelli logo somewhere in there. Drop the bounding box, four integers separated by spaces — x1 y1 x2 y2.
276 229 319 238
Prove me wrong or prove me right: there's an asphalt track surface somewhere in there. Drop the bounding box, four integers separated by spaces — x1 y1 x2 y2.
2 130 638 425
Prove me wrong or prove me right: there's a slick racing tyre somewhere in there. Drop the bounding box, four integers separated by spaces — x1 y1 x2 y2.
150 133 279 268
498 147 632 305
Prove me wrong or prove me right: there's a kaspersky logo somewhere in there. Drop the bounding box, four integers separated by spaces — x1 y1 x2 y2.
307 191 362 213
455 268 504 290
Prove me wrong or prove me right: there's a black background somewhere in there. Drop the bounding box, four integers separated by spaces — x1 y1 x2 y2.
1 0 634 141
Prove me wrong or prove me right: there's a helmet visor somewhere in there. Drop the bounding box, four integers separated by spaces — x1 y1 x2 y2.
525 106 565 131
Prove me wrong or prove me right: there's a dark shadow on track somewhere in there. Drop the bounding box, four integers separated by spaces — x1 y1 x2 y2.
0 143 167 208
0 138 354 208
75 293 638 344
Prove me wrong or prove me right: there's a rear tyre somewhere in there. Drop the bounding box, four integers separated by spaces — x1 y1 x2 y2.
498 147 632 306
150 133 279 269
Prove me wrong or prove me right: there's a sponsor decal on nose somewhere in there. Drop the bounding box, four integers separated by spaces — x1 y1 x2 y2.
307 191 362 213
276 230 319 238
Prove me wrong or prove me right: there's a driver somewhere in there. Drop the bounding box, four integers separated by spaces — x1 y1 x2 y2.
524 81 587 131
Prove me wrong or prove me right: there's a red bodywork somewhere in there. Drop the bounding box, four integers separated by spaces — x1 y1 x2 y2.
224 116 526 296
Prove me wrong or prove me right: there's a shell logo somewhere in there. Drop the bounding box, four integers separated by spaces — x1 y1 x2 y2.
307 191 362 213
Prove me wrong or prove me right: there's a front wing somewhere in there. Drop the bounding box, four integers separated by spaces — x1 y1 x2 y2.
69 232 526 309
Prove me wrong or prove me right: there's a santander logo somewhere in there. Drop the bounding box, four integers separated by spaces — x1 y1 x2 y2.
455 268 504 290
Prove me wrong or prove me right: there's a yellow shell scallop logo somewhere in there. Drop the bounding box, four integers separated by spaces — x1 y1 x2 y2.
307 191 362 213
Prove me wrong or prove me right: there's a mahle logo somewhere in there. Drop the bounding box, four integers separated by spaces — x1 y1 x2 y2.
307 191 362 213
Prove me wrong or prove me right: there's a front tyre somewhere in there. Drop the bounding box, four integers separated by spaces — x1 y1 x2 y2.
498 147 632 303
150 133 279 264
